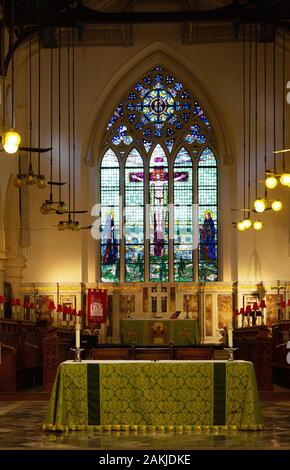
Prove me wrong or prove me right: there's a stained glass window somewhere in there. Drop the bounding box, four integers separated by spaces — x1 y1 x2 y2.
100 66 218 283
125 149 145 282
100 149 120 282
149 145 169 282
174 148 193 282
198 147 218 281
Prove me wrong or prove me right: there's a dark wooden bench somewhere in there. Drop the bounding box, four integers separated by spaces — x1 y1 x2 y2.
0 342 16 392
130 345 174 360
173 346 214 360
91 347 131 360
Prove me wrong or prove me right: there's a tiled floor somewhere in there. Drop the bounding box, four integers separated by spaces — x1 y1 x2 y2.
0 400 289 450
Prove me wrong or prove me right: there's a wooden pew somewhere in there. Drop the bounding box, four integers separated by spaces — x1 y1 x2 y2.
173 346 214 360
0 319 42 391
91 347 131 360
130 344 174 360
0 343 16 392
42 327 74 391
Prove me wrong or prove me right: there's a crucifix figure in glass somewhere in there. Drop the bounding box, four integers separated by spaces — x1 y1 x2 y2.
129 145 188 281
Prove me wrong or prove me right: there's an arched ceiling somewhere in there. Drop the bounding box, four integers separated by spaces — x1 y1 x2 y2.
1 1 290 27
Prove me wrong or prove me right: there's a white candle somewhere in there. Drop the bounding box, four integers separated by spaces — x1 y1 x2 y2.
228 327 233 348
75 318 81 349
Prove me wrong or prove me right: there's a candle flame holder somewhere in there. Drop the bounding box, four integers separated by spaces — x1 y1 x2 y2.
223 347 238 361
70 348 84 362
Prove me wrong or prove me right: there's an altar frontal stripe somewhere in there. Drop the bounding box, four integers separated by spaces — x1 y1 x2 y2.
87 364 100 425
213 362 226 425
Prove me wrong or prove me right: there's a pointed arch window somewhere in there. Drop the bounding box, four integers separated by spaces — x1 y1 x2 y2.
98 66 219 283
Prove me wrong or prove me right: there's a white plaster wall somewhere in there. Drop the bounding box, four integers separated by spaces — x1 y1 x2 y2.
2 22 289 285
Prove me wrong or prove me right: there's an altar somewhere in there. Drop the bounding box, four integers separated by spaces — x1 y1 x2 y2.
120 319 200 345
43 360 264 432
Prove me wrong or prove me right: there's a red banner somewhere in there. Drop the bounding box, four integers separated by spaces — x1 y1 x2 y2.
87 289 107 324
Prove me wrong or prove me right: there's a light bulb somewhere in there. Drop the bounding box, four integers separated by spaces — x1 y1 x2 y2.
280 173 290 186
253 220 263 230
26 173 36 185
271 199 283 211
254 198 267 213
3 142 18 154
4 129 21 147
36 175 47 189
265 175 278 189
242 218 252 229
237 221 245 231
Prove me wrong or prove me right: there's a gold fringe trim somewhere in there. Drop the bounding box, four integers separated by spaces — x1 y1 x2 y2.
43 423 264 433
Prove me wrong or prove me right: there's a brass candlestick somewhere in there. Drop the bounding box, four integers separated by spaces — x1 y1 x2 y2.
70 348 84 362
223 347 238 361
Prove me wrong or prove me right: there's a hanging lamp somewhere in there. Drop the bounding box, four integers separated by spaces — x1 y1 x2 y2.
254 35 269 213
3 0 21 154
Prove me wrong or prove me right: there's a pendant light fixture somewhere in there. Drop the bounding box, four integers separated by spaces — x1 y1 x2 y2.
242 24 252 230
252 25 263 231
270 31 282 210
57 28 87 231
279 29 290 187
36 34 47 189
254 36 268 213
237 24 247 232
3 0 21 154
26 36 36 185
56 28 67 215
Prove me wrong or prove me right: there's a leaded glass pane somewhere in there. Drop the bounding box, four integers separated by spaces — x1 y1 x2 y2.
149 145 169 282
174 148 193 282
125 149 144 282
198 147 218 282
100 149 120 282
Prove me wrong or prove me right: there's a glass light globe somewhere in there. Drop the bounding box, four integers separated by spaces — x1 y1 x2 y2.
4 129 21 147
57 201 67 213
40 202 49 214
280 173 290 186
3 142 18 154
253 220 263 230
72 221 80 231
271 199 283 211
242 218 252 229
254 198 267 213
36 175 47 189
237 221 245 231
14 175 25 188
26 173 36 185
265 175 278 189
57 221 66 231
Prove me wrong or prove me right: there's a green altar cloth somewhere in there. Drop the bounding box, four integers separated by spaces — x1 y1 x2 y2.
120 319 200 345
43 360 264 432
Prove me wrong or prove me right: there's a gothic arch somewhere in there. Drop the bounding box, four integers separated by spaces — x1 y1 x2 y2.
84 41 234 167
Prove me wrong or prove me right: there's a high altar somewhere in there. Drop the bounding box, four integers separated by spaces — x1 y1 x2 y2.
17 280 288 346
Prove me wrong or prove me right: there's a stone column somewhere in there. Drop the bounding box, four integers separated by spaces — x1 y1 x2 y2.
4 254 26 298
0 250 7 295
